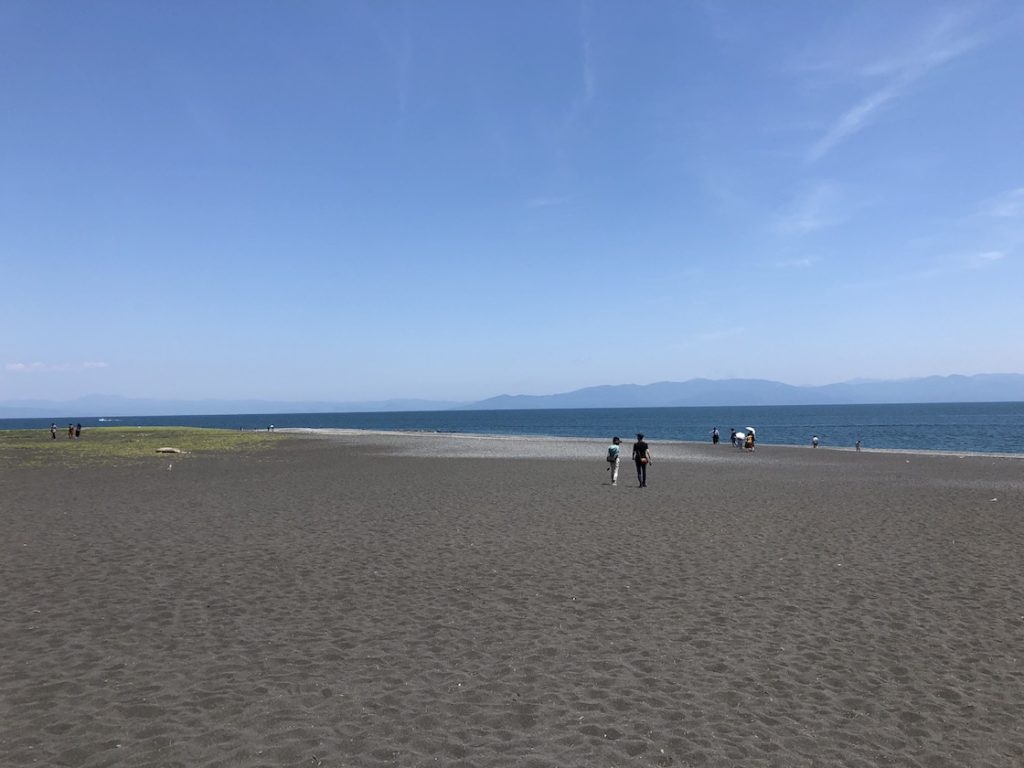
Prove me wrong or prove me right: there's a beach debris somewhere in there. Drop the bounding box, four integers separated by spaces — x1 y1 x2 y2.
990 498 998 502
156 447 182 454
167 464 173 471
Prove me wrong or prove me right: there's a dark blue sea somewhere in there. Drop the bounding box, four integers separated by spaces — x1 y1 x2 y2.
4 402 1024 455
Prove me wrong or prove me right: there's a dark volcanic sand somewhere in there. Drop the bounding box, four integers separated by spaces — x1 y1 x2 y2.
2 434 1023 767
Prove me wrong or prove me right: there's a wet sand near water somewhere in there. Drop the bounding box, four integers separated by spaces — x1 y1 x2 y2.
2 433 1023 767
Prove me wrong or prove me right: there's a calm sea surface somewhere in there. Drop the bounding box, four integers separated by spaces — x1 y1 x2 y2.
3 402 1023 455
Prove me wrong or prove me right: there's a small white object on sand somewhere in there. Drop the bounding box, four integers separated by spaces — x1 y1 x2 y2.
156 447 182 454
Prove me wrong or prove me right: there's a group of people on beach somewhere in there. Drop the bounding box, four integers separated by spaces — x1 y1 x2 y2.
50 423 82 439
604 426 869 488
608 427 768 487
717 428 861 451
606 433 652 487
606 427 867 482
721 427 755 451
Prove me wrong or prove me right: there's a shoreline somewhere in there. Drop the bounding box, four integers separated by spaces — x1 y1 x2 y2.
3 401 1023 457
277 426 1024 461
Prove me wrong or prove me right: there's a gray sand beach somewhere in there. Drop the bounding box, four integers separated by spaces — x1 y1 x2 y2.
2 431 1023 767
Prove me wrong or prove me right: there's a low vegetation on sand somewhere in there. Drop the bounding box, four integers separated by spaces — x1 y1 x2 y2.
0 427 281 468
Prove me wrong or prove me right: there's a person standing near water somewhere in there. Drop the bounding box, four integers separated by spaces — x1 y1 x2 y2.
605 436 621 486
812 435 819 448
712 427 720 445
730 428 737 446
50 423 57 439
632 433 651 487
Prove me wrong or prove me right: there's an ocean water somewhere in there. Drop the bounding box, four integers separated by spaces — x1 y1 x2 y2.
3 402 1023 455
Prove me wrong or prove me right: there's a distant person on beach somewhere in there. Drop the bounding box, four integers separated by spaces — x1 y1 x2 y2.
712 427 720 445
632 433 651 487
745 432 755 451
730 428 737 446
67 423 74 439
606 436 621 486
74 423 81 439
812 435 819 448
855 440 861 451
50 423 57 439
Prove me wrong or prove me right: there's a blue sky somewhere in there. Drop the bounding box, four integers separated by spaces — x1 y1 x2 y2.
2 1 1023 403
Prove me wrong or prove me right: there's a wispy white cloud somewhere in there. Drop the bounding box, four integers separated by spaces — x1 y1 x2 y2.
964 250 1007 268
807 85 901 163
528 2 597 180
837 244 1010 290
806 11 985 162
774 181 844 235
964 188 1024 259
981 187 1024 219
5 361 109 373
5 362 44 373
857 13 982 79
920 249 1009 278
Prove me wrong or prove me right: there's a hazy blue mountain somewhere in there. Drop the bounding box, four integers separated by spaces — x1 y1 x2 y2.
807 374 1024 405
465 379 802 409
463 373 1024 409
3 374 1022 419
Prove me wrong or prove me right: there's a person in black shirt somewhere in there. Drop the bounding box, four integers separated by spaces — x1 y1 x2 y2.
632 432 651 487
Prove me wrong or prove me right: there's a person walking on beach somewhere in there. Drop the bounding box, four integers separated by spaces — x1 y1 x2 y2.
730 428 737 446
74 423 82 439
633 433 651 487
712 427 720 445
606 436 622 486
812 435 819 448
67 423 74 439
50 423 57 439
855 439 861 451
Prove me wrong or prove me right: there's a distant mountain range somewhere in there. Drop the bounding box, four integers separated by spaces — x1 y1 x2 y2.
1 374 1022 418
465 373 1024 409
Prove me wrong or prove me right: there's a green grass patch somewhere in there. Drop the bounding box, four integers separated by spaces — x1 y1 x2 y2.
0 427 282 468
